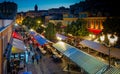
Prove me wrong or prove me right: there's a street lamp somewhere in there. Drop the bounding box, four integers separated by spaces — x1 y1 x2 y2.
30 29 34 32
41 24 46 28
37 20 41 27
57 36 62 41
100 33 118 68
89 34 96 40
37 20 41 24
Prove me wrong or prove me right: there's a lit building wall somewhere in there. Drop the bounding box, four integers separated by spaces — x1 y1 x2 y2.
0 32 3 74
16 14 24 25
49 18 78 26
0 23 13 74
0 20 13 27
26 11 41 18
45 16 53 25
84 17 106 30
0 1 17 74
50 17 106 32
63 17 78 25
49 20 63 26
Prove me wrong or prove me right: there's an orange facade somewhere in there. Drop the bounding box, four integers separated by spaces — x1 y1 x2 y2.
0 24 13 74
63 17 106 34
84 17 106 30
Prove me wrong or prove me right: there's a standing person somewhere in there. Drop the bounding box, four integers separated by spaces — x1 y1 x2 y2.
36 46 41 54
32 55 35 64
29 39 33 51
35 53 40 64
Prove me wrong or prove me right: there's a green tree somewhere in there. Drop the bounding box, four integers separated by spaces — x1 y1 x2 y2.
102 17 120 45
103 17 120 35
65 19 89 36
22 16 43 31
55 22 62 33
76 19 88 36
71 22 77 35
64 23 70 34
22 16 33 29
45 22 56 41
34 17 43 30
65 21 76 35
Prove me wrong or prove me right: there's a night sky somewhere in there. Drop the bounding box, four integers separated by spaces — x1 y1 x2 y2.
0 0 83 12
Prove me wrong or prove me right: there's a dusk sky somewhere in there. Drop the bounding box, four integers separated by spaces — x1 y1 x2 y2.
0 0 83 12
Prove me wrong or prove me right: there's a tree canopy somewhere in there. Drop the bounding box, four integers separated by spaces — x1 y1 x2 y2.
102 17 120 36
55 22 62 33
65 19 89 36
45 22 56 41
22 16 42 31
102 17 120 45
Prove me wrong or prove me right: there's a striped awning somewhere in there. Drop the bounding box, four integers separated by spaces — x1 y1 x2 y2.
12 38 26 54
53 41 120 74
29 31 36 35
80 40 120 59
34 34 48 45
104 67 120 74
29 31 48 46
56 33 67 40
53 41 108 74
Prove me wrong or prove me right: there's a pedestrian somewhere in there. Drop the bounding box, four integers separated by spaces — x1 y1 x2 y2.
32 55 35 63
36 46 42 54
35 53 40 64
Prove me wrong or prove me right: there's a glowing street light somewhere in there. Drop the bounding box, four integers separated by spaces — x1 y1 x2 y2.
100 33 105 42
89 34 96 40
107 34 118 46
37 20 41 24
89 34 92 37
14 23 18 26
57 36 62 41
30 29 34 31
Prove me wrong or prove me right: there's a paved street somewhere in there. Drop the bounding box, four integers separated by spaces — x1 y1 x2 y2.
19 55 67 74
28 55 64 74
18 52 81 74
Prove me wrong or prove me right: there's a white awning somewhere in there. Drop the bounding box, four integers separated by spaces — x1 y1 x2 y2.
56 33 67 40
12 38 26 53
53 41 108 74
80 40 120 59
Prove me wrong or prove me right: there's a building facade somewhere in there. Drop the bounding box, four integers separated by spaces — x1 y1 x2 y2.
16 12 26 25
49 12 106 35
0 1 17 74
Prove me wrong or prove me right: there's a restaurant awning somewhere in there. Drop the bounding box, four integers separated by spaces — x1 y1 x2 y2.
29 31 36 36
88 28 102 35
80 40 120 59
104 67 120 74
29 31 48 46
56 33 67 40
53 41 108 74
12 31 23 40
34 34 48 45
12 38 26 54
